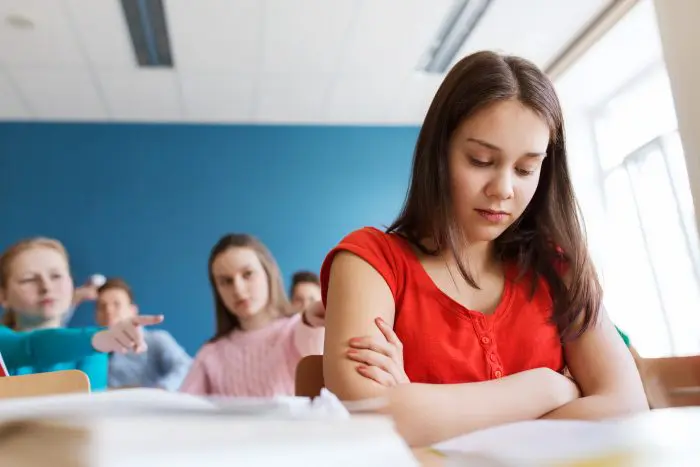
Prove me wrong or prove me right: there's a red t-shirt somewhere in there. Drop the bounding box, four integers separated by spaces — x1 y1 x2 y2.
320 227 564 384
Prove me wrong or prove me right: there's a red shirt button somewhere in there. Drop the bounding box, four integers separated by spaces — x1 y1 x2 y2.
494 370 503 378
489 353 497 362
481 336 491 345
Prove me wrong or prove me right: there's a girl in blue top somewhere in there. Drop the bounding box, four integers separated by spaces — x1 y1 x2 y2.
0 237 162 390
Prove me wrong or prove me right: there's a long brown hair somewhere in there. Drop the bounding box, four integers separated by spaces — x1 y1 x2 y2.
0 238 70 329
387 51 601 341
207 234 293 341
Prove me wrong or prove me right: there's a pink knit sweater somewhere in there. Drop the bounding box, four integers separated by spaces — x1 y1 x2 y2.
180 313 324 397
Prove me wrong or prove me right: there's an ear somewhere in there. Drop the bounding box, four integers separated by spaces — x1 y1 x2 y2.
131 303 140 315
0 289 6 309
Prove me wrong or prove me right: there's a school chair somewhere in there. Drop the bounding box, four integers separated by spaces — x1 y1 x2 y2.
295 355 324 398
0 370 91 400
637 354 700 408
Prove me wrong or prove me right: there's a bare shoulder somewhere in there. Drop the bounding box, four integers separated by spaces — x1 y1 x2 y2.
325 250 396 325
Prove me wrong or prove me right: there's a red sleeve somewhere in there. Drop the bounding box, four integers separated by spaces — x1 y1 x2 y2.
320 227 401 306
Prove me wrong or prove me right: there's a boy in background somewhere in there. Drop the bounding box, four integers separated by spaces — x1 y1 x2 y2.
289 271 321 313
96 278 192 391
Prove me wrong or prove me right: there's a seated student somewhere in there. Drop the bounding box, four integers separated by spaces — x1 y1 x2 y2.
321 51 648 447
96 278 192 391
0 238 162 388
289 271 322 313
180 234 325 397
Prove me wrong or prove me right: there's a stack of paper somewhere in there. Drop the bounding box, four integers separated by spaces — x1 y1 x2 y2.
0 387 354 421
0 389 420 467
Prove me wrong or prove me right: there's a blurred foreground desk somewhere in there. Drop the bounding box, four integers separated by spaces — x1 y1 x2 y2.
2 390 700 467
0 414 423 467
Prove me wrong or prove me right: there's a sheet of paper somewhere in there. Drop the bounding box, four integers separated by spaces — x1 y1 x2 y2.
434 420 622 465
0 387 353 421
90 414 419 467
432 410 700 466
0 388 217 421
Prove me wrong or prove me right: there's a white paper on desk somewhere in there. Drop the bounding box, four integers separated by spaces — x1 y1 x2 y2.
0 387 352 421
0 388 215 421
91 414 418 467
433 420 624 465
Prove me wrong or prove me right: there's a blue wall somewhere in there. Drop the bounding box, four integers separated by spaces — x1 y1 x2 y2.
0 122 418 354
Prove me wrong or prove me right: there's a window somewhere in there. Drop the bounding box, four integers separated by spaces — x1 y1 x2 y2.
592 66 700 357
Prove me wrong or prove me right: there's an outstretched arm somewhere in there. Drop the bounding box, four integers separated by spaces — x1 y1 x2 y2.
0 326 101 370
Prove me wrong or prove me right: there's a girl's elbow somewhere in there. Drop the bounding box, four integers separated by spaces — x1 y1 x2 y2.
323 364 388 402
607 388 650 416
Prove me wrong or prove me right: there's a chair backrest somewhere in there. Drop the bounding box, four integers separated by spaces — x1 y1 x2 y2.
295 355 324 398
0 370 91 400
638 355 700 408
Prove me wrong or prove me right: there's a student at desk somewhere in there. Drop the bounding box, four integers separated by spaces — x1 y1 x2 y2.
289 271 322 314
181 233 325 397
321 51 649 447
95 278 192 391
0 237 162 389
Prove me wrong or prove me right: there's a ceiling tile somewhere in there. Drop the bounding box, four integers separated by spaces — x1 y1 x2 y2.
340 0 454 74
325 71 408 124
386 72 442 124
98 69 183 121
0 69 30 119
12 68 106 120
0 0 617 124
455 0 612 69
63 0 135 68
165 0 264 72
180 72 255 122
262 0 358 74
0 0 85 66
255 73 332 123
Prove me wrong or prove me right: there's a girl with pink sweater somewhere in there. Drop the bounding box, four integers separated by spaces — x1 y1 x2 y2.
180 234 325 397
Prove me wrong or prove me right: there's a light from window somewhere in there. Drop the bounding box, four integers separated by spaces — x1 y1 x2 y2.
593 66 700 357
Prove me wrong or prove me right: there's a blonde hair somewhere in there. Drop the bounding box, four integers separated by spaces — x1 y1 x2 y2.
0 238 69 329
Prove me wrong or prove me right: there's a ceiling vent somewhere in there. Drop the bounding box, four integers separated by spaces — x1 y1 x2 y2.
121 0 173 68
417 0 493 74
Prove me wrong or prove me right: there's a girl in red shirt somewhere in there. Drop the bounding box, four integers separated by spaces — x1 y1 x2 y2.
320 51 648 447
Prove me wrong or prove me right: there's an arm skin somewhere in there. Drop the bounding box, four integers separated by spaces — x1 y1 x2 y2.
323 251 579 446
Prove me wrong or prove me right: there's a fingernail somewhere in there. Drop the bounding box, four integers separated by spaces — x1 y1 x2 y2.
347 349 357 355
348 338 359 345
375 317 385 325
357 365 367 372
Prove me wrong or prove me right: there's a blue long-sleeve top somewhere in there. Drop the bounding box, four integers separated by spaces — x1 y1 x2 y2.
108 330 192 391
0 325 108 391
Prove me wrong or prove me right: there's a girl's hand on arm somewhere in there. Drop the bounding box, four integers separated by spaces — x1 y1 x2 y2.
323 251 399 401
91 315 164 354
346 317 409 386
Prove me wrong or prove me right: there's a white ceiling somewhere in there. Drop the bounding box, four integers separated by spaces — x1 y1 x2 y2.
0 0 612 124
